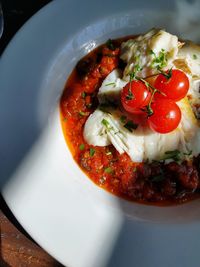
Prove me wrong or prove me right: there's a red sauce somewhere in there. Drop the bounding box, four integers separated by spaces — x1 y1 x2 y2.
60 37 200 205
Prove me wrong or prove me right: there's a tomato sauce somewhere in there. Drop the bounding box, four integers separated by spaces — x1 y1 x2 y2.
60 37 200 205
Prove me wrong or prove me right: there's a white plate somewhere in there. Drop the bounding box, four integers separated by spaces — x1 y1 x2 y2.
1 1 200 267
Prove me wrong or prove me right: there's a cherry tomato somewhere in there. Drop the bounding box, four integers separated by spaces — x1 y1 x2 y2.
121 80 151 114
148 98 181 134
154 69 189 102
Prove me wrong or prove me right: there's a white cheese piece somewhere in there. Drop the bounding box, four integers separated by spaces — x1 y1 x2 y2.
120 28 179 80
175 41 200 77
177 98 200 156
83 109 145 162
83 110 110 146
98 69 127 104
143 128 181 161
173 41 200 119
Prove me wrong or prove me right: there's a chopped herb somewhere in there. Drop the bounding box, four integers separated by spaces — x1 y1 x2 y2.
105 82 116 86
89 148 95 157
129 54 143 80
149 49 155 55
124 120 138 132
129 72 136 81
184 150 193 156
162 150 181 161
134 63 143 73
79 144 85 150
120 115 127 124
193 54 197 60
106 151 112 156
62 117 67 122
150 48 168 70
104 167 113 174
101 118 110 128
106 39 115 50
101 118 114 133
81 92 86 98
79 111 87 116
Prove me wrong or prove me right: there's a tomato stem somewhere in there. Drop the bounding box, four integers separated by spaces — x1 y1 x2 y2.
136 77 165 117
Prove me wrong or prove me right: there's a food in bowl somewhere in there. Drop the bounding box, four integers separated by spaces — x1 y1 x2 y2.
60 28 200 205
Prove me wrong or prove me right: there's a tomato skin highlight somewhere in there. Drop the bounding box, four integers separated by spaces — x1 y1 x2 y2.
121 80 151 114
148 99 182 134
154 69 189 101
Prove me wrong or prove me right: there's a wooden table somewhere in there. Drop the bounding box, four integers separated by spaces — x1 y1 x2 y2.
0 1 64 266
0 196 64 267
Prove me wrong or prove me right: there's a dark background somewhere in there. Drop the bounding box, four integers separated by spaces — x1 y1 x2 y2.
0 0 52 54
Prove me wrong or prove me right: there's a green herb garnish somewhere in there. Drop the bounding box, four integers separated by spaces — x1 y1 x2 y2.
193 54 197 60
124 120 138 132
150 48 168 70
162 150 181 161
105 82 116 86
101 118 110 128
79 111 87 116
104 167 113 174
120 115 127 124
79 144 85 151
89 148 95 157
184 150 193 156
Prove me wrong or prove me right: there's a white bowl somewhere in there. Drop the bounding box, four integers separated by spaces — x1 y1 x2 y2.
1 1 200 267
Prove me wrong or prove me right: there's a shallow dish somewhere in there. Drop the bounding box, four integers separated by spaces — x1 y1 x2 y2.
1 0 200 266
